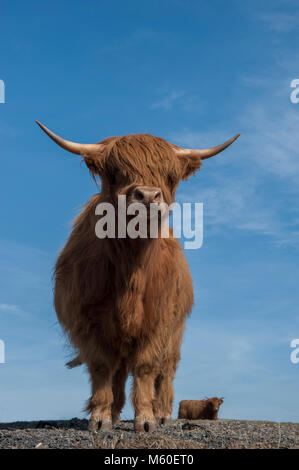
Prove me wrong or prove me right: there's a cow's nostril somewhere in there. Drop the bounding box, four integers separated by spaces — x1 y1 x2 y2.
134 189 144 201
154 191 162 201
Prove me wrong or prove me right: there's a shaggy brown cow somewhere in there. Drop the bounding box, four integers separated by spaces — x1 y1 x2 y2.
37 121 239 432
178 398 224 420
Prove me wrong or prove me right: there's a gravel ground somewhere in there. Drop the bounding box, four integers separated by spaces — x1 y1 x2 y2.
0 418 298 449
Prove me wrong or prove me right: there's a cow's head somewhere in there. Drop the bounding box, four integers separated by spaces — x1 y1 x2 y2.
207 397 224 415
36 121 239 211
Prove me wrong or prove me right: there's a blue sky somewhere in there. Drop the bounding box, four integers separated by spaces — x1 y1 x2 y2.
1 0 299 422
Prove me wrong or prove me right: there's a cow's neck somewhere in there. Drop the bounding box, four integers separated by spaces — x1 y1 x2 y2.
109 236 159 276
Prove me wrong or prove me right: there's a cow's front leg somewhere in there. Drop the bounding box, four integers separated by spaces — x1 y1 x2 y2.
86 362 116 432
153 325 183 425
111 360 128 425
132 363 157 432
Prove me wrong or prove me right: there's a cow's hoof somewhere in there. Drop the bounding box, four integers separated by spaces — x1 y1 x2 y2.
88 419 98 432
145 421 156 432
112 414 120 425
99 420 112 431
134 421 145 432
134 420 156 432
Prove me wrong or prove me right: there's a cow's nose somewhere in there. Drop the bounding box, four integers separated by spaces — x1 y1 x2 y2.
132 186 163 204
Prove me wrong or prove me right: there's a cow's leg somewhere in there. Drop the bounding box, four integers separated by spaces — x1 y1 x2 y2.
153 371 175 425
132 363 158 432
86 362 117 432
153 324 184 425
111 360 128 425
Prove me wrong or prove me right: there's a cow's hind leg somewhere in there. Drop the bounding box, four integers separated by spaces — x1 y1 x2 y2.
111 360 128 425
86 362 117 432
132 363 158 432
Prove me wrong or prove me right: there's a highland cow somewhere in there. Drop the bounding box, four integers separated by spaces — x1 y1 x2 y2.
37 120 239 432
178 398 224 420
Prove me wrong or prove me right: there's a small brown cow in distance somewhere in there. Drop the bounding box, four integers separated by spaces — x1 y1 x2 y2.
178 398 224 420
37 120 239 432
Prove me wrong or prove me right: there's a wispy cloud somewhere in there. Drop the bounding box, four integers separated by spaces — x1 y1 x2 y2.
170 65 299 248
150 90 186 111
0 304 27 318
175 156 299 248
177 175 290 243
150 88 203 112
241 106 299 185
260 12 299 33
242 76 272 89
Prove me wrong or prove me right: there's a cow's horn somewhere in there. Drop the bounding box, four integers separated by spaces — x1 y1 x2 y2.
36 121 105 156
173 133 240 160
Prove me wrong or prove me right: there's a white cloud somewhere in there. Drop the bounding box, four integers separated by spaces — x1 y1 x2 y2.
176 167 299 247
241 106 299 184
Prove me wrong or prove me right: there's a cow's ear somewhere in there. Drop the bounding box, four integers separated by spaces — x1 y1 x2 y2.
83 153 105 176
177 153 202 180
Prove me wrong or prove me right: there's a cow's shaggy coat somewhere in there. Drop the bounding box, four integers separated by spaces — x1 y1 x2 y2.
178 398 224 420
37 123 239 432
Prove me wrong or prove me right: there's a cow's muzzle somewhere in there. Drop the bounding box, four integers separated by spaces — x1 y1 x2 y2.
131 186 163 205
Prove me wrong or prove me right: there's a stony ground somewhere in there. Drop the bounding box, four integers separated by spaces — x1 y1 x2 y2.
0 418 299 449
